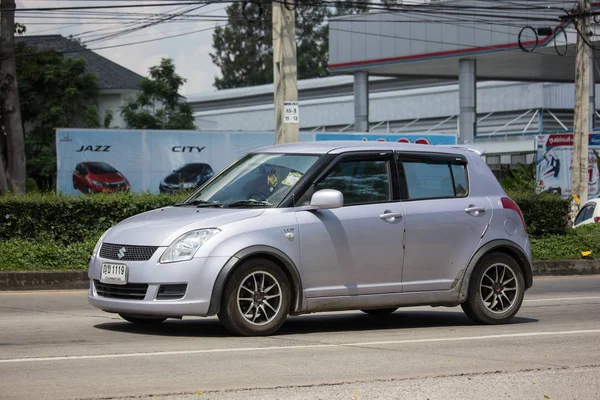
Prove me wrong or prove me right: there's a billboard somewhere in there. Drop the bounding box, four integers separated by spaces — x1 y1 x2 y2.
56 129 458 195
536 133 600 199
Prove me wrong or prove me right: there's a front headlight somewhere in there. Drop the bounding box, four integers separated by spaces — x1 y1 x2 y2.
92 229 110 258
160 229 220 264
92 180 105 186
181 182 195 189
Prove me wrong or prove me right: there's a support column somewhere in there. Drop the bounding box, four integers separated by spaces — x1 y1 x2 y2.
354 71 369 132
590 52 595 132
458 59 476 144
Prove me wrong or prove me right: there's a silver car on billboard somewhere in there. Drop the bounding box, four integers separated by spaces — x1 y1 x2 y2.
88 141 533 336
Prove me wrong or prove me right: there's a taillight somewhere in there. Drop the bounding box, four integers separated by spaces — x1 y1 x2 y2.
595 217 600 223
501 197 526 230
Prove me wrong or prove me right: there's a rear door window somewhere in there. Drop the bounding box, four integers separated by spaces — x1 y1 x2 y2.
401 159 468 200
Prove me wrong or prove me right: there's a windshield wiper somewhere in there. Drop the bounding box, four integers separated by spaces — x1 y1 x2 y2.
224 199 273 208
175 200 222 207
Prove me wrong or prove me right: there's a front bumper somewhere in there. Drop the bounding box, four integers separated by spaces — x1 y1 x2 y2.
88 251 230 317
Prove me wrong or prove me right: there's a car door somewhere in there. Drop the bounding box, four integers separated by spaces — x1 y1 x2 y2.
295 151 405 298
398 152 492 292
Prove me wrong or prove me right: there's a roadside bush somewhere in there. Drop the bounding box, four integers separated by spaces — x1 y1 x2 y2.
531 223 600 260
0 192 189 244
508 191 570 237
0 237 97 271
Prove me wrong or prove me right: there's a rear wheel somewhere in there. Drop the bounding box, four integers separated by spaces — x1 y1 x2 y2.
119 314 167 325
218 258 291 336
461 252 525 325
361 308 397 316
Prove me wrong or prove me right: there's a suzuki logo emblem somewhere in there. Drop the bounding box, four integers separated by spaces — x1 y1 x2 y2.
118 247 127 259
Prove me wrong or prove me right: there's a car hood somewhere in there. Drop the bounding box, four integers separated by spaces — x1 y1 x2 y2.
103 206 264 246
90 172 126 183
164 172 198 184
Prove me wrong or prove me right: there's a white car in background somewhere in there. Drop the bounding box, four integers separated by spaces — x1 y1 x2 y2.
573 199 600 227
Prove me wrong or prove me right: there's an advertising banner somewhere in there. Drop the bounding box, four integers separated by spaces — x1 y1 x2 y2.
535 133 600 199
56 129 457 196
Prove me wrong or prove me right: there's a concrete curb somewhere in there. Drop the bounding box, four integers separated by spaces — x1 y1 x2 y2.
0 271 89 291
1 260 599 291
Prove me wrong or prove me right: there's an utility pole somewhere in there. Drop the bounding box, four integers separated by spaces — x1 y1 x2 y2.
0 0 26 194
272 0 299 144
572 0 591 213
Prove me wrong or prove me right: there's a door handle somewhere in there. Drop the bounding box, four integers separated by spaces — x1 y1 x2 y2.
465 205 486 215
380 212 403 221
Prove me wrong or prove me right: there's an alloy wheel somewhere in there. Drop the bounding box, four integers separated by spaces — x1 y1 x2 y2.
236 271 282 326
479 263 520 314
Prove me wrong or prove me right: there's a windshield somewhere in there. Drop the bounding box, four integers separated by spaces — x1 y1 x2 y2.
87 162 118 174
184 153 319 207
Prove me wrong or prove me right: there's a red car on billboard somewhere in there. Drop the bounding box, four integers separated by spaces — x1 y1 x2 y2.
73 162 130 194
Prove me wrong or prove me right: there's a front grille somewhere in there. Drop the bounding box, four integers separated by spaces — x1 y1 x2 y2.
95 280 148 300
99 243 158 261
107 181 125 189
157 284 187 300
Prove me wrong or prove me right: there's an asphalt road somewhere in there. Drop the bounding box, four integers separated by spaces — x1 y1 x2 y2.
0 276 599 400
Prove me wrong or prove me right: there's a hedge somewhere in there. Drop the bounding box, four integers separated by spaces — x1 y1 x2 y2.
0 192 189 244
0 237 97 271
3 224 598 271
509 191 571 237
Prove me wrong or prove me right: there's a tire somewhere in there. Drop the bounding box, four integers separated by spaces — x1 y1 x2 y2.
461 252 525 325
119 314 167 325
361 308 397 316
218 258 291 336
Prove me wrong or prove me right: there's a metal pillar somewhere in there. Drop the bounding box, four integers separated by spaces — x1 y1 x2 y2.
590 52 595 132
354 71 369 132
458 59 476 144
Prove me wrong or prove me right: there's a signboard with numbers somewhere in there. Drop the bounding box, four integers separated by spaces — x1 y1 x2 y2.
284 101 299 124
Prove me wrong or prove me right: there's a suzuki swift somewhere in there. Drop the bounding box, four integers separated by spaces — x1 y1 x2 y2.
88 141 533 336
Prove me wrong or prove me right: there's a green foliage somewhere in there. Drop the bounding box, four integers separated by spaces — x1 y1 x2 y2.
82 106 114 129
121 58 195 130
509 191 571 237
531 223 600 260
0 192 189 244
500 163 536 193
211 1 367 89
0 238 97 271
25 178 39 193
9 42 99 189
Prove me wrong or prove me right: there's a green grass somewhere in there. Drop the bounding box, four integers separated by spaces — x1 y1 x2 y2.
531 223 600 261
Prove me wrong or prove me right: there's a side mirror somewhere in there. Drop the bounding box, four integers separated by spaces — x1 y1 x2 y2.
310 189 343 209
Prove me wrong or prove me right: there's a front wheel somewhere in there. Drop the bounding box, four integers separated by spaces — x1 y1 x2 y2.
461 252 525 325
119 314 167 325
218 258 291 336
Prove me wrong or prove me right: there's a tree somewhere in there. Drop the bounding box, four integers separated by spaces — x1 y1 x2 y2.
211 1 368 89
121 58 195 130
0 0 26 194
11 42 99 189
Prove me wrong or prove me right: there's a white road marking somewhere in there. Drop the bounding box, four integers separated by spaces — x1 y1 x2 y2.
524 296 600 302
1 329 599 364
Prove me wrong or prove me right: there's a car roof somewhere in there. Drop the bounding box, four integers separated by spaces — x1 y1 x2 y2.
253 140 483 156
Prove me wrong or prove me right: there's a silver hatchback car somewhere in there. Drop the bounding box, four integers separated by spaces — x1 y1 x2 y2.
88 141 533 336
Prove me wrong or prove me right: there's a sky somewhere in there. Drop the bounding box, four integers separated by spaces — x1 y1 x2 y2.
16 1 226 96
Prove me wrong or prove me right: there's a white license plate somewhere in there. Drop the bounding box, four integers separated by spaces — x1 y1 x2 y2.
100 263 128 285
